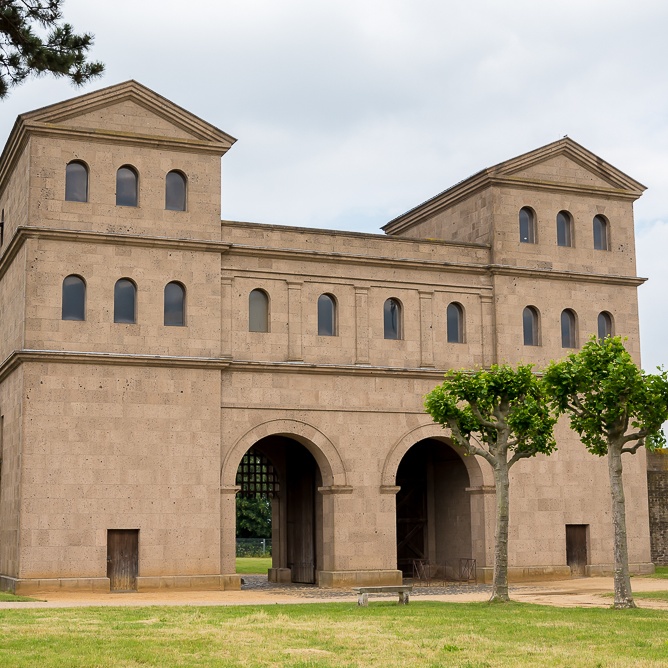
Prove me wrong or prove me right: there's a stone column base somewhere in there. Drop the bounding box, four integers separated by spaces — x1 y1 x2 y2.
317 569 402 588
136 574 241 591
477 566 572 583
268 568 292 583
1 574 242 595
1 575 110 595
586 562 655 577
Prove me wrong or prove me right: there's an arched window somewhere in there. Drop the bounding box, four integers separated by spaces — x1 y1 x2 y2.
593 215 608 250
556 210 573 247
249 289 269 332
114 278 136 324
165 170 187 211
164 282 186 326
116 166 138 207
317 293 337 336
561 309 577 348
384 298 402 340
598 311 614 339
446 302 464 343
65 161 89 202
519 207 536 244
523 306 540 346
62 275 86 321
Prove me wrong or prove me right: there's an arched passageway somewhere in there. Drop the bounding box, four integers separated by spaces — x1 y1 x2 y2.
396 438 472 576
235 435 323 584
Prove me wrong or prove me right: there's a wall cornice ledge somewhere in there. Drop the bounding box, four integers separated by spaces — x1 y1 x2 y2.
488 264 646 286
26 123 231 155
0 350 231 382
227 243 490 274
0 227 231 278
229 359 448 379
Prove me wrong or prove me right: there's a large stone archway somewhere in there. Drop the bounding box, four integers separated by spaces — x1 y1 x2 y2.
381 422 493 573
222 418 348 489
220 419 351 581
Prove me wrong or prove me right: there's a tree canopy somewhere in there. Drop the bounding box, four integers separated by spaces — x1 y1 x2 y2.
544 335 668 608
0 0 103 99
425 364 557 601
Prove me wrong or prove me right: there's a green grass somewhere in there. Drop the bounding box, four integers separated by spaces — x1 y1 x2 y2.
647 566 668 579
631 591 668 601
0 602 666 667
236 556 272 574
0 591 41 602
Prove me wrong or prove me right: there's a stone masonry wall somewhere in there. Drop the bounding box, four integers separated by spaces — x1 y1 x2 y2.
648 450 668 565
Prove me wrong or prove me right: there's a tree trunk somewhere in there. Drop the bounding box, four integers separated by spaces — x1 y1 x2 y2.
607 442 636 609
490 462 510 602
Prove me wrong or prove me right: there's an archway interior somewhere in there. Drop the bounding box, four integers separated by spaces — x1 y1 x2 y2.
396 438 472 577
235 436 323 584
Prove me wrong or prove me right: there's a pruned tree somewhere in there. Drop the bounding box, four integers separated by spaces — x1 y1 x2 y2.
0 0 103 99
544 336 668 609
425 365 557 602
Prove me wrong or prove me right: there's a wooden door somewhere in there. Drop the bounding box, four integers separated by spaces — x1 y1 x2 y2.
107 529 139 592
566 525 587 577
286 448 316 584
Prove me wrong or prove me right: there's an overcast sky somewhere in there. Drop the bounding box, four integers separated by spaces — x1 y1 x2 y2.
2 0 668 370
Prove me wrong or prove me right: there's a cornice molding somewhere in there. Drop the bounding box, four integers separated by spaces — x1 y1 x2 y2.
0 350 231 383
228 359 449 379
0 226 231 280
25 123 232 155
488 264 647 286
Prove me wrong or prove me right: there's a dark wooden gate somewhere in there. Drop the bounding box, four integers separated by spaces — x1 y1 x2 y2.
566 524 588 577
107 529 139 592
396 449 428 575
286 448 316 584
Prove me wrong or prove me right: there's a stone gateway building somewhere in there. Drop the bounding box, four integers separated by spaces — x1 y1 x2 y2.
0 81 654 594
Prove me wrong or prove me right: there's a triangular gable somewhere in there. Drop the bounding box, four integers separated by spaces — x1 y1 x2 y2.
18 80 236 150
490 137 646 194
383 137 645 236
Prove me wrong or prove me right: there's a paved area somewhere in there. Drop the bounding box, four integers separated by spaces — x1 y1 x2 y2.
0 576 666 610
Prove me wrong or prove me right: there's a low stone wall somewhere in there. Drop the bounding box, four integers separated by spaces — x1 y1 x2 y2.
648 450 668 565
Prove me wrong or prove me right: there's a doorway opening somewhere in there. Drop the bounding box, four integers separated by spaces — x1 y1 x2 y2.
107 529 139 592
235 436 323 584
566 524 588 576
396 439 472 577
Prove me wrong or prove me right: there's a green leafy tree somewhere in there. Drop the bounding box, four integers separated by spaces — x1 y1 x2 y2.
0 0 103 99
544 336 668 609
236 496 271 538
425 365 557 602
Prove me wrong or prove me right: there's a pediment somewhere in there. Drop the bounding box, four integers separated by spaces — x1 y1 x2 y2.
490 138 645 194
18 80 236 150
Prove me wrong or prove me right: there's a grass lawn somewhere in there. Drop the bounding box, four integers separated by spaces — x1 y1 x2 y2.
0 592 40 603
647 566 668 579
632 591 668 601
236 556 272 574
0 602 666 667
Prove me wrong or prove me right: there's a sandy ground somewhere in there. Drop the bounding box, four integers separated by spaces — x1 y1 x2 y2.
0 576 667 610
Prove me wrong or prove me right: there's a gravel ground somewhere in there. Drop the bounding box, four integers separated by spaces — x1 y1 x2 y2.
241 575 491 598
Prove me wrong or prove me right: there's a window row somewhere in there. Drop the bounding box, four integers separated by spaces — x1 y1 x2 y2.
62 275 186 325
249 289 466 343
65 161 187 210
519 207 609 250
523 306 613 348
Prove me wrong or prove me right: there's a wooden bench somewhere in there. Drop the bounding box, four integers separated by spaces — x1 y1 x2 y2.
352 585 412 606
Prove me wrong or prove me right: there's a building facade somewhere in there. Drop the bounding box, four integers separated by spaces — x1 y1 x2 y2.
0 81 654 594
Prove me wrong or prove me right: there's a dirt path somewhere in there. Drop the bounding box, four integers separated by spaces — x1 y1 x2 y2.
0 576 666 610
